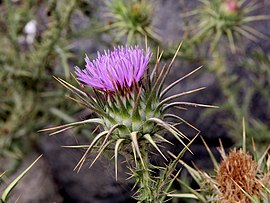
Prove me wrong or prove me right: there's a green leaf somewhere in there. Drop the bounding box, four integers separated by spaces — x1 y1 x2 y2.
167 193 198 199
1 155 42 202
177 179 207 203
201 136 218 170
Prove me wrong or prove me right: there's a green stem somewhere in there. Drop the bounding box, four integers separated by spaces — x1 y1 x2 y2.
136 143 155 203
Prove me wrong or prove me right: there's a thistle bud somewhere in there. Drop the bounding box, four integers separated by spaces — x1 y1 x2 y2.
221 0 239 15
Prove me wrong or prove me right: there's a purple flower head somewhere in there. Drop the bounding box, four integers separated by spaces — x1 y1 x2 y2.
75 46 152 92
223 0 239 13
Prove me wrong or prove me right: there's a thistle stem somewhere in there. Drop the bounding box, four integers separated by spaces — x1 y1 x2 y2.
136 143 155 203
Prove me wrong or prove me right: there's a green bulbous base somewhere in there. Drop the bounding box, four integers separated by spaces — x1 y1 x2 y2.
103 90 162 140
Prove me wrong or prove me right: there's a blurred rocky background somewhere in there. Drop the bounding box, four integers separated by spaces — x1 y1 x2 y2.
0 0 269 202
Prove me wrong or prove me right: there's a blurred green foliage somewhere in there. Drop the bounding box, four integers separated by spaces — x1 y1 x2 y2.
180 0 270 149
0 0 78 171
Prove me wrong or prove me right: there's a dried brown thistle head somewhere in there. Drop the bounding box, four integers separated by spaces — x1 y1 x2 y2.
216 149 262 203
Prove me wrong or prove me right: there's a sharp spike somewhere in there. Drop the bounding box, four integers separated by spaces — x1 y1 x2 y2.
159 87 206 107
157 42 183 95
74 131 108 172
144 134 168 161
98 124 123 153
163 102 218 112
160 66 203 97
200 136 218 170
130 132 145 169
154 134 174 145
114 139 125 181
39 118 104 133
164 114 200 132
89 141 112 168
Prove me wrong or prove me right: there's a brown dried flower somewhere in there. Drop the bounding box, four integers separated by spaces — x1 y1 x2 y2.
216 149 262 203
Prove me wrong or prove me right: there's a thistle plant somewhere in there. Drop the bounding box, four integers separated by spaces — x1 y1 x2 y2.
188 0 270 53
101 0 160 44
41 43 213 202
172 119 270 203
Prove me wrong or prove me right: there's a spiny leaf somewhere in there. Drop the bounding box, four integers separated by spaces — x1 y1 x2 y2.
160 169 182 202
169 154 201 185
157 133 199 191
146 63 167 110
243 15 270 23
200 136 218 170
132 87 143 120
176 179 207 203
251 137 258 162
258 145 270 169
131 142 138 167
150 49 163 81
1 155 42 202
47 126 74 136
226 29 236 53
0 171 6 178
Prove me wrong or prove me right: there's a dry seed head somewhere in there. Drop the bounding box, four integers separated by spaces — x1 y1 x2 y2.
216 149 262 203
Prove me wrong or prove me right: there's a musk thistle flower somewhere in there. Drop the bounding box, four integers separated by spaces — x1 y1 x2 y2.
41 44 210 201
75 46 151 92
221 0 239 14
